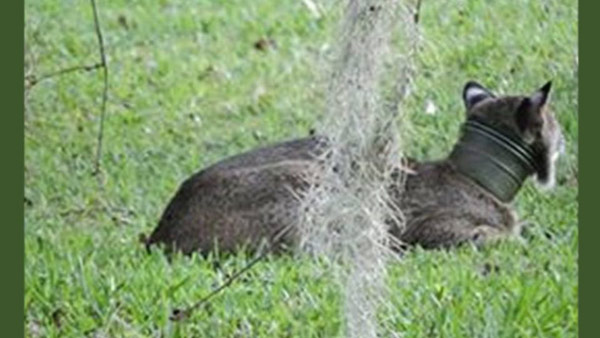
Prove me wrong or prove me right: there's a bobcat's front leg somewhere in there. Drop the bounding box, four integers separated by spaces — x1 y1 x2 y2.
469 224 507 247
399 212 509 249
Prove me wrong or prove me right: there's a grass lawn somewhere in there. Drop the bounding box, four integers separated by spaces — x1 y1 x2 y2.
25 0 578 336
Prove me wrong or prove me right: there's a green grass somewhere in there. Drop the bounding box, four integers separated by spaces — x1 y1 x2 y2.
25 0 578 336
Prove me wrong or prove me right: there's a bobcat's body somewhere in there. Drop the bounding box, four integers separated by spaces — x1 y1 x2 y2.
146 81 563 255
147 137 323 254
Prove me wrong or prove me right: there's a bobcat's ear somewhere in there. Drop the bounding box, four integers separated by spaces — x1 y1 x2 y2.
516 81 553 138
463 81 495 110
530 81 552 108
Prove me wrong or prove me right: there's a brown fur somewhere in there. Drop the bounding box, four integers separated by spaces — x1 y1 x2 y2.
146 81 563 254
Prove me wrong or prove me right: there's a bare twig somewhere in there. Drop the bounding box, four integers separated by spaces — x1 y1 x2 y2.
169 224 293 322
90 0 109 175
24 0 109 176
413 0 422 24
24 63 103 89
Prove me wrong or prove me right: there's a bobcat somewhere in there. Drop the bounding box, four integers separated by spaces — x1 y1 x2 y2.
145 81 564 255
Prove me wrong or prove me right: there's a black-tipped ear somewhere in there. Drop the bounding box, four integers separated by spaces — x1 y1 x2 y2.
463 81 495 110
530 81 552 108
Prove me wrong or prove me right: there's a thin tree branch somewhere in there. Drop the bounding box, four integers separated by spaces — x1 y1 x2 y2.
413 0 422 24
169 224 294 322
24 63 103 89
24 0 109 177
90 0 109 176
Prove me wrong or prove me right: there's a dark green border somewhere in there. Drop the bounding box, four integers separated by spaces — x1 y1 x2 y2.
579 1 594 337
2 0 24 337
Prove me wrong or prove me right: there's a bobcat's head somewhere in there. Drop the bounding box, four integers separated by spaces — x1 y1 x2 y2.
461 81 564 188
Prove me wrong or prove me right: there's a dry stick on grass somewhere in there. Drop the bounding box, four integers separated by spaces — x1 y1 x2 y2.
24 63 104 89
24 0 108 176
169 224 295 322
89 0 109 176
413 0 422 23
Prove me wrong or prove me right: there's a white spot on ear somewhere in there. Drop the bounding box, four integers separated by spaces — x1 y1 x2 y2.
463 82 494 109
465 86 489 103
